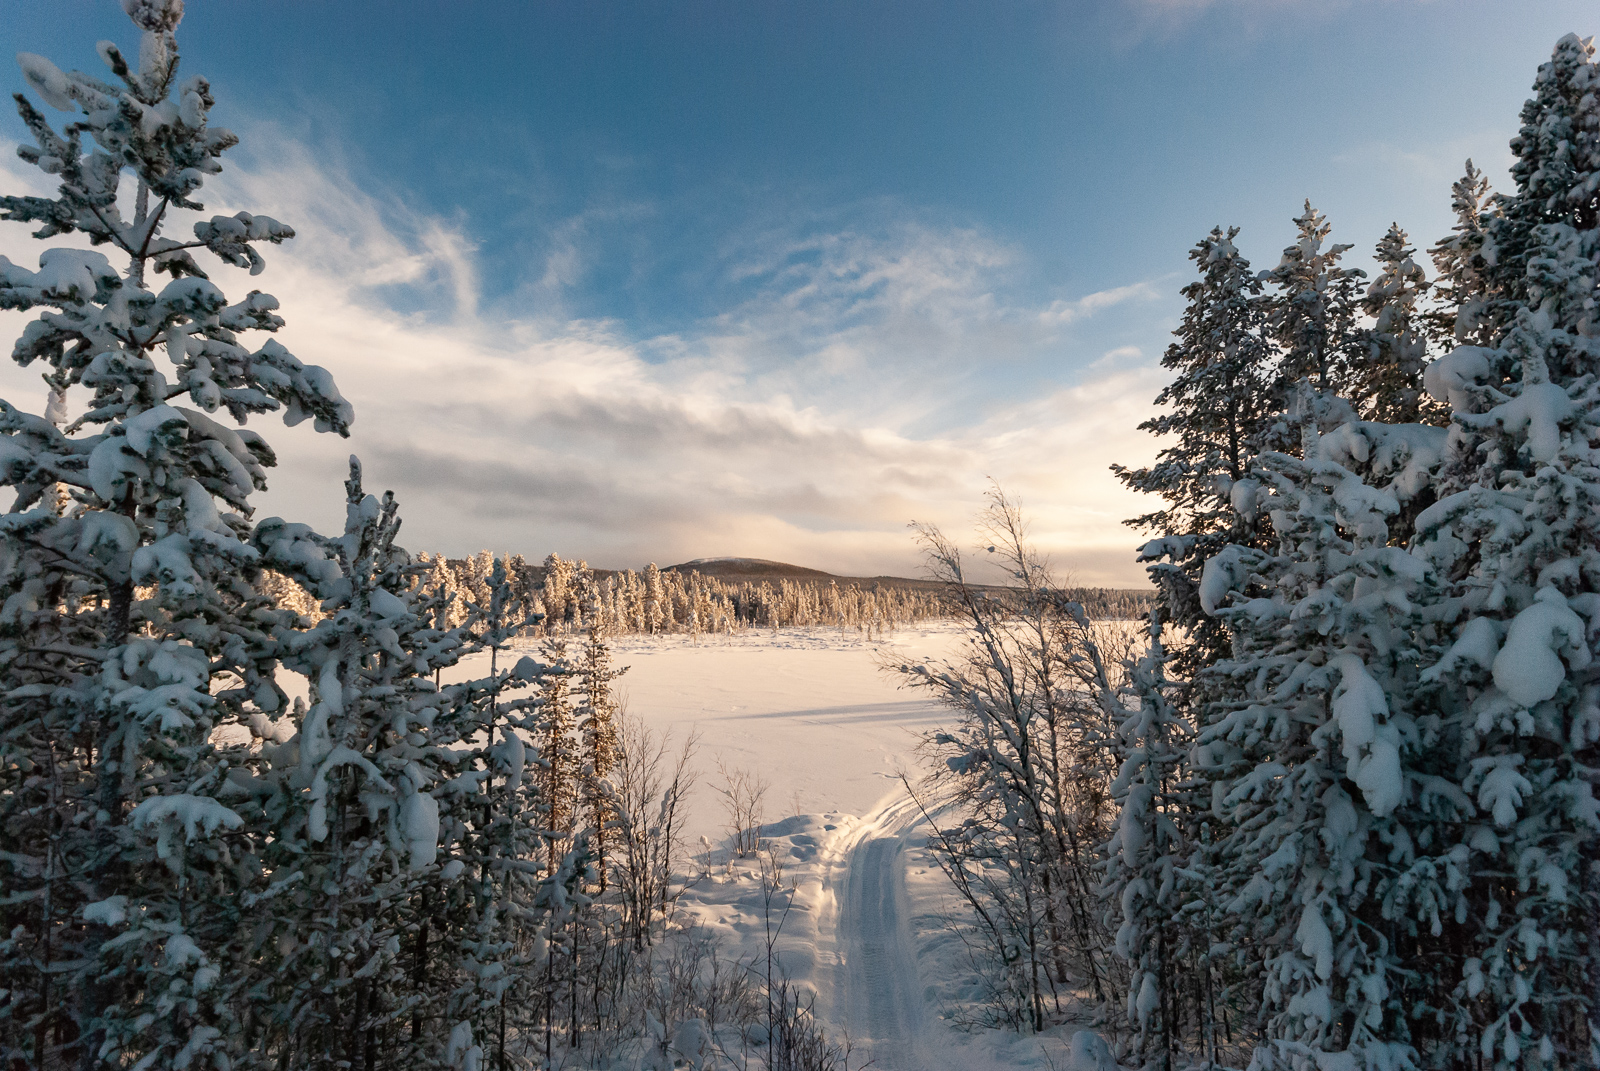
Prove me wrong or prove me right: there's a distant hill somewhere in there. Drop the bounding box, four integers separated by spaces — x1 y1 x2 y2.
664 557 836 580
664 556 952 592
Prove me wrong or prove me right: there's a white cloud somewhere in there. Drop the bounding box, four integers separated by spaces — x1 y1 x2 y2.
1039 280 1163 327
0 130 1172 587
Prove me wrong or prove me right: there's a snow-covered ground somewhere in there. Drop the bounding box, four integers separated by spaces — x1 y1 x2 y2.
605 623 961 842
434 621 964 844
593 623 1090 1068
674 801 1090 1071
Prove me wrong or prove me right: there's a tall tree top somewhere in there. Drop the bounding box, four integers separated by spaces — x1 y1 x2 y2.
1483 32 1600 342
2 0 351 461
1356 223 1442 425
1429 159 1499 347
1262 201 1365 396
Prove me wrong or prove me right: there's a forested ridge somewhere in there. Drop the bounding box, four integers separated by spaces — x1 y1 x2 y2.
263 551 1153 637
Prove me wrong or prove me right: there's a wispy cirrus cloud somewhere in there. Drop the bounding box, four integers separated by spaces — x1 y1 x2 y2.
1039 280 1164 328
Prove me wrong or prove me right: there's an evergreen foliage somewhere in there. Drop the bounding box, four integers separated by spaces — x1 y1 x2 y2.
1113 227 1273 672
0 3 355 1062
1076 29 1600 1071
1262 202 1367 406
11 7 1600 1070
1102 619 1217 1071
1357 225 1446 426
1428 160 1500 350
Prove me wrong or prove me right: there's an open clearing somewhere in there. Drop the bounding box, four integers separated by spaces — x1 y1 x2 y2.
603 624 1090 1069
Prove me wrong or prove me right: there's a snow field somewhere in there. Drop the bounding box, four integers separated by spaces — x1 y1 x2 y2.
597 623 1090 1068
421 621 964 844
604 623 963 842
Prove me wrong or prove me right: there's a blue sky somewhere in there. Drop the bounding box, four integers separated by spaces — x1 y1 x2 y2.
2 1 1595 583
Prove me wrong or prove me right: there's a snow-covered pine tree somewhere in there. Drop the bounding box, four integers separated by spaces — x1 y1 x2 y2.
643 562 666 634
535 637 580 872
1112 227 1274 673
1168 37 1600 1071
259 564 324 622
623 569 647 633
1480 33 1600 342
1102 618 1208 1071
418 552 467 629
503 552 536 623
439 555 565 1070
1428 160 1501 350
460 548 492 613
0 5 353 1066
247 460 497 1069
541 551 574 633
1357 224 1446 426
577 576 624 888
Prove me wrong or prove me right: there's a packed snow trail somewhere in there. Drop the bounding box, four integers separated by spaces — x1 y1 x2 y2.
828 794 947 1070
841 835 925 1067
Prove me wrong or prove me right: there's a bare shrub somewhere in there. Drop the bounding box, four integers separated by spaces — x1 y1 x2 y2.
715 758 768 858
613 711 700 948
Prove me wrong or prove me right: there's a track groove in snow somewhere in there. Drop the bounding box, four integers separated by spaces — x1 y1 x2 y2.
825 794 949 1070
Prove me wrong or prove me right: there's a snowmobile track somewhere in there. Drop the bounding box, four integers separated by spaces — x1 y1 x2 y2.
830 794 945 1070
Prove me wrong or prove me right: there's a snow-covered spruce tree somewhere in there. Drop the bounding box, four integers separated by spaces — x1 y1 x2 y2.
259 564 324 622
1399 33 1600 1065
534 636 581 872
1428 160 1501 351
578 575 625 888
0 5 355 1067
1480 33 1600 342
245 461 499 1069
458 548 492 614
1261 202 1367 412
541 551 576 632
1356 224 1446 427
436 556 575 1070
419 552 468 629
1193 394 1452 1070
1112 226 1274 674
1167 37 1600 1071
1102 617 1214 1071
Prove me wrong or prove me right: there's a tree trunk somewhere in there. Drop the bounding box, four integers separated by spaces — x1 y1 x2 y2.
78 570 134 1071
412 888 430 1044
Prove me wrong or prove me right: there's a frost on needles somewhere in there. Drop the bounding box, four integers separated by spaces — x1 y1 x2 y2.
918 28 1600 1071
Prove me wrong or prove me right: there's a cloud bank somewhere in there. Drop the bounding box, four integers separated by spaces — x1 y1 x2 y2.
0 131 1172 587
